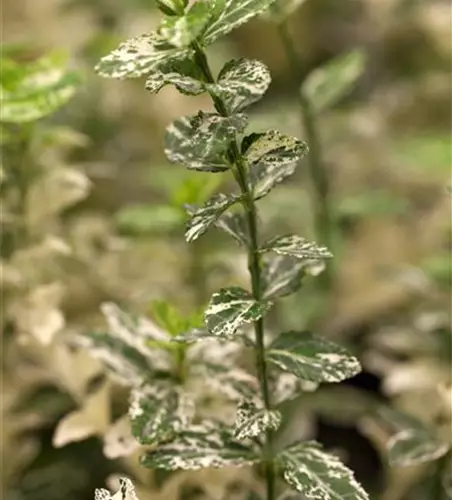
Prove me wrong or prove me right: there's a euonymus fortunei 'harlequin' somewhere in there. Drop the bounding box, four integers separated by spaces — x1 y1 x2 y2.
93 1 370 499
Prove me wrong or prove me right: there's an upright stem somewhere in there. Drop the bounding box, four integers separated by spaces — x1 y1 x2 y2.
276 21 334 290
192 42 276 500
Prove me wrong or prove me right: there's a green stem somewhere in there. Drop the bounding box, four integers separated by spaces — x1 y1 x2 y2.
276 21 334 291
192 42 276 500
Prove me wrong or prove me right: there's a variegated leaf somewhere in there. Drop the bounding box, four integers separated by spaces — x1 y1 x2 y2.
272 372 304 405
95 32 191 79
204 286 272 338
203 0 277 45
261 234 333 261
234 400 281 440
160 1 212 48
262 255 304 300
95 477 139 500
245 130 308 199
278 441 369 500
145 59 204 95
129 384 195 445
215 211 250 247
185 193 242 242
267 331 361 383
208 58 271 113
172 328 218 343
75 332 153 386
387 429 449 467
165 112 247 172
302 49 366 113
141 422 259 470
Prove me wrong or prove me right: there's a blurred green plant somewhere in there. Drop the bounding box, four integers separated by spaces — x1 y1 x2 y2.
90 1 371 499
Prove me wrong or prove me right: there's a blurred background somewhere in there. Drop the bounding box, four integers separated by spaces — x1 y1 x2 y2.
1 0 451 499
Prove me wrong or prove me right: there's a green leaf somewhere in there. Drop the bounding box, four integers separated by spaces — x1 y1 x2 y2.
234 400 281 440
165 112 248 172
116 204 185 234
265 0 308 23
215 211 250 247
95 32 191 79
245 130 308 199
185 193 242 242
204 287 272 338
278 441 369 500
261 255 304 300
129 384 194 445
203 0 276 44
208 58 271 113
171 173 225 206
1 52 81 123
387 429 449 467
261 235 333 261
150 300 202 336
141 421 259 470
160 1 212 48
267 331 361 383
145 59 205 95
302 49 366 113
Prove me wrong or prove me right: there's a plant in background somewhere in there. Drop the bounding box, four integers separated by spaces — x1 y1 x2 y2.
92 1 371 499
265 0 366 291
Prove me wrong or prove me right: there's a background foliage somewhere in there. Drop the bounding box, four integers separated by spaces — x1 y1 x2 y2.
1 0 450 499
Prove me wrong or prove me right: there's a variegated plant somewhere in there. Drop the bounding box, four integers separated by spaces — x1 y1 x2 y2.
93 1 370 499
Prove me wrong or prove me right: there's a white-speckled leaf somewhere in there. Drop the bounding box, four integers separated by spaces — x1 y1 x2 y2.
160 1 212 48
203 0 277 45
262 255 304 300
267 331 361 383
205 287 272 338
95 477 139 500
278 441 369 500
234 400 281 440
165 112 247 172
1 52 82 123
95 32 191 79
207 58 271 113
215 211 250 246
273 372 304 405
245 130 308 199
261 234 333 261
145 59 204 95
302 49 366 113
141 422 259 470
129 384 195 446
387 429 449 467
185 193 241 242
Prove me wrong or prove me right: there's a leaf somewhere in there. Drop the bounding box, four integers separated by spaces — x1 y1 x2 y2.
165 112 248 172
267 331 361 383
302 49 366 113
204 287 272 338
141 421 259 470
278 441 369 500
264 0 308 23
208 58 271 113
95 477 139 500
261 255 304 300
185 193 242 242
145 63 204 95
261 235 333 261
234 400 281 440
150 300 202 337
203 0 277 45
129 384 194 445
245 130 308 199
214 211 250 246
387 429 449 467
1 52 82 123
95 32 191 79
160 1 212 48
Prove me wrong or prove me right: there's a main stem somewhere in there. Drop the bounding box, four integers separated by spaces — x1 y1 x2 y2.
276 21 334 290
192 43 276 500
